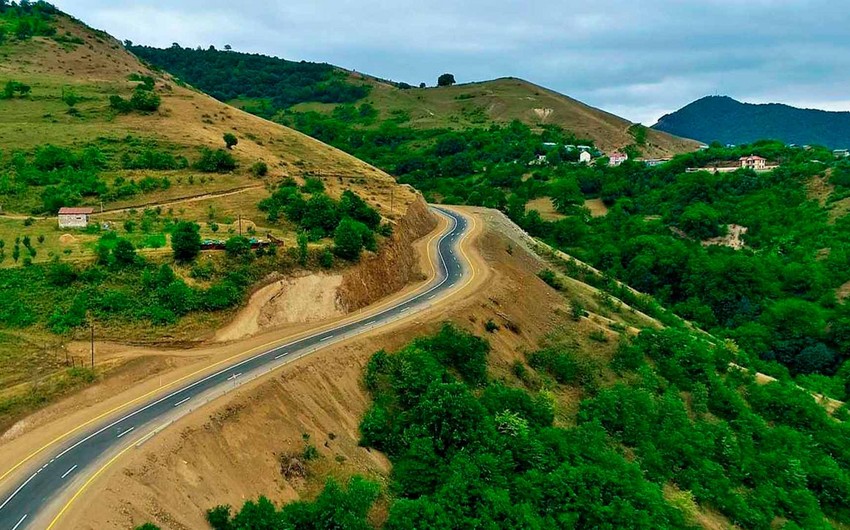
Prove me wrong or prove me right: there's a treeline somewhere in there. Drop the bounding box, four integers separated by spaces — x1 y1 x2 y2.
127 44 370 110
143 325 850 529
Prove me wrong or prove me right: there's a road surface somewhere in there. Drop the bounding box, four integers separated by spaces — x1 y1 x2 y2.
0 206 473 530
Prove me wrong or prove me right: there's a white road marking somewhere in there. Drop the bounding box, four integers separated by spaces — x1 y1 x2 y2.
0 208 468 519
60 465 77 479
0 472 38 511
116 427 135 439
12 514 27 530
428 295 436 300
227 373 242 381
400 308 410 313
274 352 287 360
173 397 191 407
320 335 334 342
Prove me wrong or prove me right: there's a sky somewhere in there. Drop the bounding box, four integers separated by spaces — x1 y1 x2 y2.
53 0 850 124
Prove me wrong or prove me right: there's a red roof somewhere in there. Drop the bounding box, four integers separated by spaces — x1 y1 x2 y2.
58 207 94 215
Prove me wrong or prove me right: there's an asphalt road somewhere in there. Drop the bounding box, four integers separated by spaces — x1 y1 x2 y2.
0 206 471 530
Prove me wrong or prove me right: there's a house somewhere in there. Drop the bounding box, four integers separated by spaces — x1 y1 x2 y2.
58 207 93 229
643 158 671 167
608 151 628 166
740 155 767 170
579 151 592 164
576 145 592 151
833 149 849 159
542 142 558 149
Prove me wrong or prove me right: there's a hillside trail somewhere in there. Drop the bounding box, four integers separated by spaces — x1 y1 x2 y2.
92 184 264 216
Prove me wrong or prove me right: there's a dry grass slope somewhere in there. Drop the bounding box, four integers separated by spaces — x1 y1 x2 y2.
294 76 700 157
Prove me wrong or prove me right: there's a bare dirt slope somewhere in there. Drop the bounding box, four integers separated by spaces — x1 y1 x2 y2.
62 207 648 530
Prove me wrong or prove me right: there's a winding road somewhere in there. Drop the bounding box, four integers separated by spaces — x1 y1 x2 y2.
0 206 474 530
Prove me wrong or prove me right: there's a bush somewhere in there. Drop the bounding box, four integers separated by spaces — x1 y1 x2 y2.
250 160 268 177
223 132 238 149
194 148 237 173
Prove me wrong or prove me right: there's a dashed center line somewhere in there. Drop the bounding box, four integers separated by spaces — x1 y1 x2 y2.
116 427 135 439
173 397 191 407
319 335 334 342
60 465 77 479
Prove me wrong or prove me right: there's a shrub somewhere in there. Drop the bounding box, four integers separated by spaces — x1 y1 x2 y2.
484 319 499 333
194 148 237 173
223 132 238 149
538 269 562 290
250 160 268 177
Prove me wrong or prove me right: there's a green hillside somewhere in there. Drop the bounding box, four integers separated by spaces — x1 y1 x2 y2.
129 45 699 157
653 96 850 149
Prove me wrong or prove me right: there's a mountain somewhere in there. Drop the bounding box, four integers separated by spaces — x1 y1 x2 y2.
653 96 850 149
127 45 700 157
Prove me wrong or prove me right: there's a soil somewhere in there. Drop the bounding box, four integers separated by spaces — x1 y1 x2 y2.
50 207 579 530
214 273 344 342
703 224 748 250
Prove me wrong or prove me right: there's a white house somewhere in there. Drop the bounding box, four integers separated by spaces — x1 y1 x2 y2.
608 151 628 166
834 149 849 159
58 207 93 229
579 151 592 164
740 155 766 170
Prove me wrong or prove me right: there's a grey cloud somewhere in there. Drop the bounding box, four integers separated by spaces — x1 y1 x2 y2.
52 0 850 124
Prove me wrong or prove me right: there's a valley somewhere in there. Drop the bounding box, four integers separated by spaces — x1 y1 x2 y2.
1 3 850 530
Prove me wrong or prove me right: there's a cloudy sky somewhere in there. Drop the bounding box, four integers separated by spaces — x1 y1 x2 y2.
53 0 850 124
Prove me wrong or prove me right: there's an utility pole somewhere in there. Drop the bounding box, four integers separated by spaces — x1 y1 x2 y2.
90 322 95 368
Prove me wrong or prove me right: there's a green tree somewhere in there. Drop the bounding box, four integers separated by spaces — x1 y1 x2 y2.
223 132 238 149
437 73 456 87
113 238 137 267
171 221 202 262
224 236 251 258
333 218 365 260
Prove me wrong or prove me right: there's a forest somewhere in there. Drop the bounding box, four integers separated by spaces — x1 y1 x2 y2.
138 325 850 529
127 44 371 109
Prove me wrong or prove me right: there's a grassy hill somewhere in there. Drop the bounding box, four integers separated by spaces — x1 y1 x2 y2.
653 95 850 149
298 75 701 157
0 5 421 425
127 45 699 158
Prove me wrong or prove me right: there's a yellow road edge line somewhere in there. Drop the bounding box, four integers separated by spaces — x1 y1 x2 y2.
0 206 450 487
43 207 475 529
44 430 142 530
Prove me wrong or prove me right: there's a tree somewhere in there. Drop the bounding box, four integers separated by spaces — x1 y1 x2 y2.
334 218 365 260
171 221 202 262
223 132 238 150
419 82 426 88
549 177 584 213
113 238 137 267
224 236 251 258
437 73 456 87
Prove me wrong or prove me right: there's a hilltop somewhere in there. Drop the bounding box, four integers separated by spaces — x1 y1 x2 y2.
653 95 850 149
128 45 699 157
0 5 429 427
306 76 701 157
